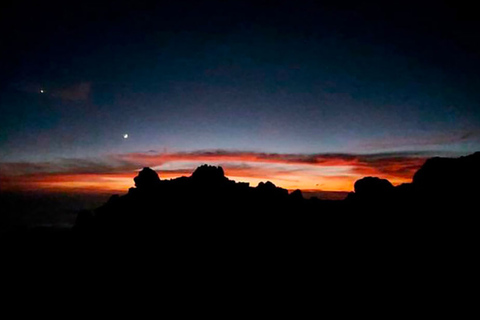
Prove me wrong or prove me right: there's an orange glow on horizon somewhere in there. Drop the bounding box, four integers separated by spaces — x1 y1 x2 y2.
0 151 425 194
0 165 414 194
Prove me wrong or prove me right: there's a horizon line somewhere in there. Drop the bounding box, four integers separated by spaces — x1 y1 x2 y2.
1 149 477 196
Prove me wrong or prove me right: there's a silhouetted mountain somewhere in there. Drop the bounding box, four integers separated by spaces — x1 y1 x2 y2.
191 164 228 184
256 181 289 199
3 152 479 243
71 152 480 236
134 167 161 191
355 177 394 198
344 152 480 213
289 189 304 202
345 177 395 208
412 152 480 199
74 164 308 236
2 155 477 296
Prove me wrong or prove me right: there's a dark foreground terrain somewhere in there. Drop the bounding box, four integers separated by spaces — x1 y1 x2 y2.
2 152 478 245
2 153 478 303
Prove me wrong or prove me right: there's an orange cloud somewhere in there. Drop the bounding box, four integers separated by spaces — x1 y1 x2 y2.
0 150 435 194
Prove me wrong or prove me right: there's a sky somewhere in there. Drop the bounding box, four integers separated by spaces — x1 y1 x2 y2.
1 0 479 195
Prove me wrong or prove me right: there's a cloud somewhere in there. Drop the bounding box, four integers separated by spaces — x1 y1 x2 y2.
117 150 359 167
351 155 428 178
362 130 480 150
0 156 132 176
117 150 432 178
459 130 480 141
0 149 441 193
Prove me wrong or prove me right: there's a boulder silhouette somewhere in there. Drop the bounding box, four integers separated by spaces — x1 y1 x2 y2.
191 164 228 185
7 152 480 245
410 152 480 206
289 189 304 202
257 181 276 190
413 152 480 193
256 181 288 198
354 177 394 198
70 152 480 237
134 167 161 190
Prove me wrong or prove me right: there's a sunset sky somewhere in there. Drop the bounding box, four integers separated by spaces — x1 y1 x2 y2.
1 1 479 196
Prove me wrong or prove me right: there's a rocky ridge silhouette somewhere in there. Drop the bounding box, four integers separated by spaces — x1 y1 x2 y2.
72 152 479 238
3 152 478 272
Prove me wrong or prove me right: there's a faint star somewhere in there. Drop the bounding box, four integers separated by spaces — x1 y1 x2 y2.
40 89 45 93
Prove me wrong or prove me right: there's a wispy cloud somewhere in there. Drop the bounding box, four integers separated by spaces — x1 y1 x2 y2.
362 130 480 150
116 150 432 180
0 149 442 193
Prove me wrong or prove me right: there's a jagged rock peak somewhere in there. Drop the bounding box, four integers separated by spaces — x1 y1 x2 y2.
191 164 227 182
256 181 289 197
134 167 161 190
412 151 480 191
354 177 394 196
257 181 277 190
289 189 304 201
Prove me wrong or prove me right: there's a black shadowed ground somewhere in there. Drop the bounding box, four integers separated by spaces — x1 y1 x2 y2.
1 152 479 244
69 152 479 241
2 152 478 296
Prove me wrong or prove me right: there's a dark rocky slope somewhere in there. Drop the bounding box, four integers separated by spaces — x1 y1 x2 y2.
72 152 479 240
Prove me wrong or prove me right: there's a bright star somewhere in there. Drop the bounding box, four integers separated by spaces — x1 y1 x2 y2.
123 134 129 139
40 89 44 93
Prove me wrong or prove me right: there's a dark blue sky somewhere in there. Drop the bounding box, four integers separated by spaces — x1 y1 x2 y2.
1 0 479 163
